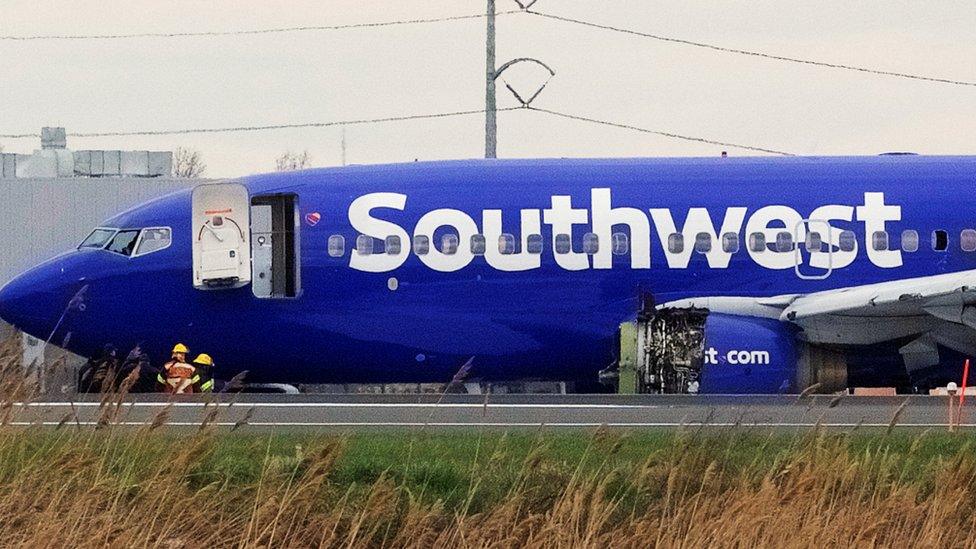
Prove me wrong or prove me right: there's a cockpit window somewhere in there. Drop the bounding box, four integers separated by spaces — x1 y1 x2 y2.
134 227 172 256
79 228 117 249
106 230 141 256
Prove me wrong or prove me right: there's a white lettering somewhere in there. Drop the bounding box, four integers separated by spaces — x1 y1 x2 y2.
348 193 410 273
543 195 589 271
744 205 804 270
591 188 650 269
483 209 542 271
808 205 856 270
650 207 747 268
342 190 902 274
856 192 902 268
414 209 478 272
704 347 771 365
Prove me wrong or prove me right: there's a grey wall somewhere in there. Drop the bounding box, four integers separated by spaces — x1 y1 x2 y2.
0 177 199 393
0 177 197 288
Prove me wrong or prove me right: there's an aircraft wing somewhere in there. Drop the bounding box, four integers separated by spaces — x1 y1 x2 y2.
664 269 976 371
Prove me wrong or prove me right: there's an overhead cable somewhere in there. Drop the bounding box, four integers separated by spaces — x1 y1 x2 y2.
528 10 976 88
0 10 521 41
527 106 795 155
0 107 521 139
2 105 792 156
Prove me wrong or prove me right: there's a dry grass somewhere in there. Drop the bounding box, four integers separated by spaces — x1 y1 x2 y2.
1 338 976 547
0 427 974 548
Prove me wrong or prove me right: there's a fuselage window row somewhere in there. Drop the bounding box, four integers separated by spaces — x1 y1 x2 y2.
331 227 975 258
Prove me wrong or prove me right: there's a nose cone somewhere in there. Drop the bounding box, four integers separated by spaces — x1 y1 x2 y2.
0 256 74 341
0 280 15 326
0 282 13 327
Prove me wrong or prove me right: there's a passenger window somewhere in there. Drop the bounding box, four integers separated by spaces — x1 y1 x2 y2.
106 230 141 256
961 230 976 252
668 233 684 254
839 230 856 252
134 228 172 256
441 234 459 255
871 231 888 251
722 232 739 254
932 230 948 251
748 232 765 253
470 234 486 255
775 231 793 252
694 232 711 254
583 233 599 254
901 230 918 252
805 232 822 252
555 233 572 254
527 234 544 254
328 235 345 257
385 235 401 255
356 234 373 256
611 232 629 255
498 234 516 255
413 235 430 256
79 228 117 249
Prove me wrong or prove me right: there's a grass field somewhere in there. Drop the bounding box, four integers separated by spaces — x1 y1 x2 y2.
0 426 975 547
3 338 976 546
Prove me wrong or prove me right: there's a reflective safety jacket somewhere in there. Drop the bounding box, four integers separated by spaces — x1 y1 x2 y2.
194 376 214 392
160 360 196 394
192 364 214 393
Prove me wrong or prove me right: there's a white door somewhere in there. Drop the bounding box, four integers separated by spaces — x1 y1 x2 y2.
192 183 251 289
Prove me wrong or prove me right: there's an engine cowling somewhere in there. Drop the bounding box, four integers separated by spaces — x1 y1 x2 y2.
700 313 798 394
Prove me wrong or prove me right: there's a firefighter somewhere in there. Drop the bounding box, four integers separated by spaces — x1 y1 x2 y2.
168 343 189 365
78 344 118 393
159 343 196 393
119 347 162 393
191 353 215 393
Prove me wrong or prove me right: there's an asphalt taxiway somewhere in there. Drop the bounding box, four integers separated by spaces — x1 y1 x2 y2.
3 394 972 430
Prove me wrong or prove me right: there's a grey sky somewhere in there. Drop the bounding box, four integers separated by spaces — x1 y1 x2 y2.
1 1 974 177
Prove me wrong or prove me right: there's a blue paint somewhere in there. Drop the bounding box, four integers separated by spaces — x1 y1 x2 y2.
0 156 974 392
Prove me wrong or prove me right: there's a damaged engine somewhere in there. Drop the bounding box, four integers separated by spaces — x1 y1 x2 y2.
621 305 800 394
635 308 708 394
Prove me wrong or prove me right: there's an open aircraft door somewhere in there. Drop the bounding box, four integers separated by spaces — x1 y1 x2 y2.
794 219 833 280
192 183 251 289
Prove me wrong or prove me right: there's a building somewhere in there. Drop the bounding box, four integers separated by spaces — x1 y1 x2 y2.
1 127 172 179
0 129 199 392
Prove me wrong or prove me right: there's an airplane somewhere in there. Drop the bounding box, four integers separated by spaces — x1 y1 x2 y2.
1 155 974 394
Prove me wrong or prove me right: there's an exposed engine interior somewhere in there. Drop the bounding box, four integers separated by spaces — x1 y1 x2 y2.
635 307 708 394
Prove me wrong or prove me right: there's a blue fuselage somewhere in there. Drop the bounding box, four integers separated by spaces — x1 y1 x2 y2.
1 157 973 387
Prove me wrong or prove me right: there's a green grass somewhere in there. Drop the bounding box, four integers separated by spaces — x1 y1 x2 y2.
6 336 976 545
3 428 972 514
1 426 976 545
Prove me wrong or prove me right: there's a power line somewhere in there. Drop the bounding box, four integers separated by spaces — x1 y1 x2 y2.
527 106 794 156
0 10 522 41
0 107 521 139
528 10 976 88
2 105 791 156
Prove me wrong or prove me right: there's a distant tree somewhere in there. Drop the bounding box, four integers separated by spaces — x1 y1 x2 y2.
173 147 206 178
275 150 312 172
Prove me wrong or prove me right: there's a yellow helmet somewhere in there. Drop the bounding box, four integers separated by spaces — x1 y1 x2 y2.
193 353 214 367
172 343 189 354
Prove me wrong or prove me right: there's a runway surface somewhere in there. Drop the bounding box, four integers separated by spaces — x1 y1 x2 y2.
3 394 974 430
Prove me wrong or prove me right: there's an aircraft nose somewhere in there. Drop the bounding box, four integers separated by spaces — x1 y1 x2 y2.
0 280 14 327
0 256 75 340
